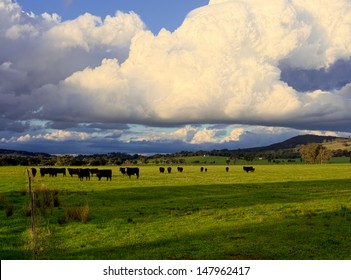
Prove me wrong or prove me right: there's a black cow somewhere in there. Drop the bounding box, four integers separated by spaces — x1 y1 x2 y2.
120 167 126 175
90 168 99 177
243 166 255 173
40 167 65 177
78 168 90 181
55 168 66 176
50 168 59 177
97 169 112 181
68 168 79 177
126 167 139 179
159 167 165 173
200 167 204 172
40 167 47 177
167 167 172 174
40 167 55 177
31 168 37 177
225 167 229 172
177 167 183 173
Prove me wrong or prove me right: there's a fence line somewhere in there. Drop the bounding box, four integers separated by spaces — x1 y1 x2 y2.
26 168 37 259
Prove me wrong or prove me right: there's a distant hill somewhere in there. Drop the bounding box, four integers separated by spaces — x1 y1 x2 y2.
261 134 342 150
233 134 345 153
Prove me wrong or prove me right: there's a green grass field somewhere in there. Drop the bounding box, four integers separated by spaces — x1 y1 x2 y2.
1 164 351 260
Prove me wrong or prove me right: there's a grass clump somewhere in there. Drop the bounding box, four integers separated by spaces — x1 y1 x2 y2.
5 203 14 217
22 203 32 217
34 186 60 211
64 205 90 224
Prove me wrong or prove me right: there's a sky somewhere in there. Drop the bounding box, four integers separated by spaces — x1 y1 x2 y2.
1 0 351 155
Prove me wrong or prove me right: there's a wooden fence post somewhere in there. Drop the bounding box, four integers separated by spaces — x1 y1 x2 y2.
27 169 37 258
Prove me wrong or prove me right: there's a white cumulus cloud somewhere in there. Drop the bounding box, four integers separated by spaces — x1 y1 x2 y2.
14 0 350 131
1 0 351 154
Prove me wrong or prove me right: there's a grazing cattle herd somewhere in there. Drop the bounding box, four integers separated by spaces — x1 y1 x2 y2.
30 165 256 180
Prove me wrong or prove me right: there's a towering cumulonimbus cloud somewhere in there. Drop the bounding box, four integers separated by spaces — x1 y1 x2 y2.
1 0 351 134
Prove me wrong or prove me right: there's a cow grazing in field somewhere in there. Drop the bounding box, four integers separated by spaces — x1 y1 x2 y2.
40 167 65 177
78 168 90 181
177 167 183 173
167 167 172 174
120 167 126 175
31 168 37 177
159 167 165 173
226 167 229 172
205 168 208 172
126 167 139 179
49 168 58 177
55 168 66 176
200 167 204 172
40 167 48 177
96 169 112 181
243 166 255 173
40 167 56 177
68 168 79 177
90 168 99 177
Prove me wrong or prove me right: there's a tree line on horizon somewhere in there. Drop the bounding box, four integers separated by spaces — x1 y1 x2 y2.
0 143 350 166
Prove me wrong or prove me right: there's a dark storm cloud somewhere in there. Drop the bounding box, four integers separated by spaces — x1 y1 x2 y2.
280 58 351 92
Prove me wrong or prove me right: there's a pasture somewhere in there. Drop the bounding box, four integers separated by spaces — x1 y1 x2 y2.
1 164 351 260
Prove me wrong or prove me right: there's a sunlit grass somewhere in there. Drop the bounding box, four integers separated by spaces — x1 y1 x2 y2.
0 164 351 259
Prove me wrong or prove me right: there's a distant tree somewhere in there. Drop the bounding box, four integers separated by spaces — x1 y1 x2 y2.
230 154 239 165
244 154 255 163
28 157 41 166
89 158 101 166
317 146 333 164
299 143 332 164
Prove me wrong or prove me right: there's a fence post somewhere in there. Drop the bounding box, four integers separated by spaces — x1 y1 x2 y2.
27 169 36 258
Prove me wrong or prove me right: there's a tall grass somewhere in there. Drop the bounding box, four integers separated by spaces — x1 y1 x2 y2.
34 186 60 210
64 205 90 224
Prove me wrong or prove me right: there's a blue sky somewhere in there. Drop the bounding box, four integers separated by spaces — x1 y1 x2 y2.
16 0 209 34
1 0 351 155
